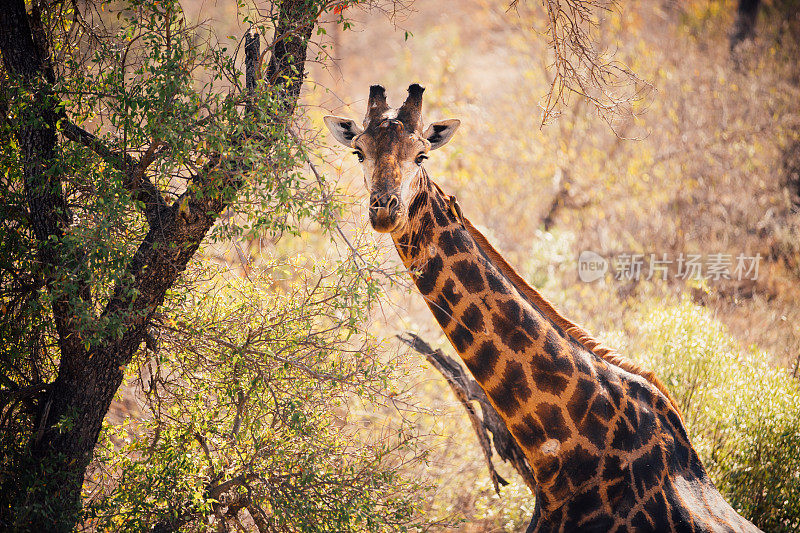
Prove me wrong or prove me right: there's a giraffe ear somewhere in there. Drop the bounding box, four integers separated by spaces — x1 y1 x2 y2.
423 119 460 150
323 115 363 146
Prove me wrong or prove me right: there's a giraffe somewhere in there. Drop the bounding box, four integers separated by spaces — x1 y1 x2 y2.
324 84 762 532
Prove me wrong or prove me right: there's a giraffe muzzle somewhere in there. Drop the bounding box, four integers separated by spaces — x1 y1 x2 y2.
369 193 402 233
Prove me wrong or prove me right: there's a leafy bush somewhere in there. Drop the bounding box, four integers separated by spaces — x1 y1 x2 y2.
85 254 431 532
629 299 800 532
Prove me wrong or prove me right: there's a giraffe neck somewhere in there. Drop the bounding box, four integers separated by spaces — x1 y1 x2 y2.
392 171 688 514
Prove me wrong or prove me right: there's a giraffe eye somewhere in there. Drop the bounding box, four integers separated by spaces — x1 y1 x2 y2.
352 150 365 163
415 153 428 165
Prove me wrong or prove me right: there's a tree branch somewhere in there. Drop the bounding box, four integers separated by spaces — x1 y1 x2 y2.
265 0 316 118
60 121 169 225
397 332 537 493
105 4 316 370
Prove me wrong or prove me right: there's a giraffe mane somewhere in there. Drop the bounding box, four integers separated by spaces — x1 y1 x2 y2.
457 212 683 418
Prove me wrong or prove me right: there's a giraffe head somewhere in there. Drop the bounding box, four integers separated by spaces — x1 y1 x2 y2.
324 84 460 233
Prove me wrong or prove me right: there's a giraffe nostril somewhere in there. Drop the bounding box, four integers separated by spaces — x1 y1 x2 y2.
370 193 400 212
